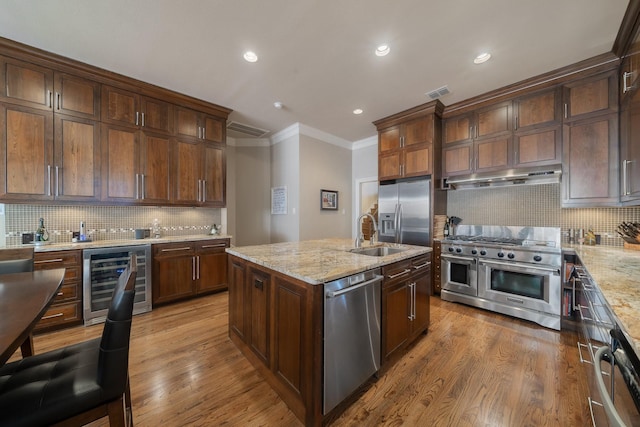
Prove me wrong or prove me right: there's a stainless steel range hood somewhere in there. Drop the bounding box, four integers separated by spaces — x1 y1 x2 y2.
443 167 561 190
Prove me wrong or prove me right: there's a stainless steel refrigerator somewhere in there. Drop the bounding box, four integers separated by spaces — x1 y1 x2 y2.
378 177 430 246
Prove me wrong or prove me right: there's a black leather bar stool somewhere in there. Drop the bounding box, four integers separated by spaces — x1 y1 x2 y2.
0 255 137 427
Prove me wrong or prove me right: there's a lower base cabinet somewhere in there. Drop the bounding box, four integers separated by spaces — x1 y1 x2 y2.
152 239 229 305
33 250 83 331
382 254 431 363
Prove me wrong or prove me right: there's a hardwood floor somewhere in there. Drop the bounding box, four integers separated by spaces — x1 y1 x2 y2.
15 293 590 426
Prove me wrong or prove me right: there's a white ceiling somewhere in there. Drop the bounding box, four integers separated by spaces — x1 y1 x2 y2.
0 0 630 143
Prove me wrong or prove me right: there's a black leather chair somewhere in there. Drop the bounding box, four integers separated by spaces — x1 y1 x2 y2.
0 247 34 275
0 255 137 427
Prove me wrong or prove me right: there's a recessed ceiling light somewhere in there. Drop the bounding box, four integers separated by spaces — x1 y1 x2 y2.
274 101 283 109
474 52 491 64
353 108 363 115
243 51 258 62
375 45 390 57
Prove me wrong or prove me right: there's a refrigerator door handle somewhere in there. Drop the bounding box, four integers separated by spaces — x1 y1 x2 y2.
396 203 403 243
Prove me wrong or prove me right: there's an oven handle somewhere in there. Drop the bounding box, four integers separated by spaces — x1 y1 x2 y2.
441 254 477 263
593 345 627 427
479 259 560 275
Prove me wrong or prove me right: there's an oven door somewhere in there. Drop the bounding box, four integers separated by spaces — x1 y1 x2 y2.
441 254 477 296
477 259 561 316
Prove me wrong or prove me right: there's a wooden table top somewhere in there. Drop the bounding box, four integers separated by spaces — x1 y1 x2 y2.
0 268 65 365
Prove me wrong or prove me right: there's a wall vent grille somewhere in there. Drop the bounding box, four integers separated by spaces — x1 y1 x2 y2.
227 121 270 138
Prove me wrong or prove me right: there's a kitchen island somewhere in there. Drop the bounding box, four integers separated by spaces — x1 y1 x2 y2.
226 238 432 426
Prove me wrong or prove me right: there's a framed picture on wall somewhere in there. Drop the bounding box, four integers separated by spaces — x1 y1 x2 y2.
320 189 338 210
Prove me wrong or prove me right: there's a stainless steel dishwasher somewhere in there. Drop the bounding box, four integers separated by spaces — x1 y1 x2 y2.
323 268 383 415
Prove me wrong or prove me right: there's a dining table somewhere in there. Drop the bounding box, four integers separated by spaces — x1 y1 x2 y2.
0 268 65 366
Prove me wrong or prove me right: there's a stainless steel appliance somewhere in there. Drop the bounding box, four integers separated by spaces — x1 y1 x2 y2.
83 245 152 325
441 225 562 330
324 269 383 415
378 177 430 246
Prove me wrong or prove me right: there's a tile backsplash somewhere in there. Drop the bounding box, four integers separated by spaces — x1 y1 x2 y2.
3 204 222 246
446 183 640 246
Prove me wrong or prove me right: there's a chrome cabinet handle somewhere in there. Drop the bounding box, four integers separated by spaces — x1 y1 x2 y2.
413 261 431 270
47 165 52 196
135 111 139 126
141 112 145 127
196 255 200 279
623 71 634 94
42 312 63 320
47 90 52 108
202 180 206 202
564 103 568 119
192 256 196 281
55 166 59 196
56 92 61 110
160 247 191 253
135 174 140 199
514 115 518 130
34 258 64 264
386 268 411 279
141 174 145 199
201 243 226 249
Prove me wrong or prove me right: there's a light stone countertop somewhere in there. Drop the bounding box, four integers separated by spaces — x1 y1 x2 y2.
564 244 640 358
16 234 232 252
226 238 432 285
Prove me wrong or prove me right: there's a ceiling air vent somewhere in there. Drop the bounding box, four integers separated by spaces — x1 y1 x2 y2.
426 85 450 100
226 121 270 138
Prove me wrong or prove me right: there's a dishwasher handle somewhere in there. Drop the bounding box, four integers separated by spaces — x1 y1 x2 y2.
326 274 383 298
593 345 626 427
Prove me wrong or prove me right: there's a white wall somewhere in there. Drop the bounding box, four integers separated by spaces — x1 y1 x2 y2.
351 136 378 238
233 140 272 246
270 132 300 243
299 134 352 240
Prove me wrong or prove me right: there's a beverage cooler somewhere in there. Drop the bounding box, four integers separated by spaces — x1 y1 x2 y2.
83 245 152 325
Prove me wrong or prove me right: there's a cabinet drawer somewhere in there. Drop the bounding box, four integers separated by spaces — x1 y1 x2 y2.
52 283 78 303
34 250 81 267
36 301 81 329
196 239 229 254
382 259 412 286
153 243 196 257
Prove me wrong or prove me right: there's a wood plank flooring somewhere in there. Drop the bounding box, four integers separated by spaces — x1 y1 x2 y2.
13 293 590 426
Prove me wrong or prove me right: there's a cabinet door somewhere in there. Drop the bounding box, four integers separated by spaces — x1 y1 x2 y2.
404 144 432 177
202 114 224 143
476 101 511 139
621 89 640 203
382 280 410 361
404 116 433 147
139 132 171 204
475 136 511 173
196 241 228 293
442 144 472 176
202 143 225 206
411 268 431 335
173 139 201 204
379 151 402 181
54 115 100 201
0 56 53 110
563 71 618 122
175 106 199 139
562 114 619 207
514 88 561 132
54 72 100 119
514 127 561 168
101 124 139 202
152 246 195 305
443 113 472 145
229 256 248 339
379 126 401 153
0 104 53 200
101 85 139 127
141 96 172 134
249 268 270 363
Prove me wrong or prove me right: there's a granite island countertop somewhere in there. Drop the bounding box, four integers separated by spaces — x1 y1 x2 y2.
226 238 432 285
564 244 640 358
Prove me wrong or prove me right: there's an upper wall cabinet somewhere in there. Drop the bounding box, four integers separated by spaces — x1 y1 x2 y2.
102 86 173 134
562 71 618 122
176 106 224 143
374 101 443 182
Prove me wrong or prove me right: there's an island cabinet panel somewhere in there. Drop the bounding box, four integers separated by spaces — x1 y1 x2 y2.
249 267 270 364
33 249 82 332
226 254 324 427
228 256 248 340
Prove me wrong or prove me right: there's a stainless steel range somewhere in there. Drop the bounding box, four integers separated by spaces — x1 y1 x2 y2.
440 225 562 330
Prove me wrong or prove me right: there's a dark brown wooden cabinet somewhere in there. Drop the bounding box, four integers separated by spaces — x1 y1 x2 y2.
432 241 442 294
33 250 83 332
563 71 618 122
562 114 619 207
375 102 442 181
227 254 323 426
173 138 225 207
152 239 229 306
0 38 230 207
382 254 431 363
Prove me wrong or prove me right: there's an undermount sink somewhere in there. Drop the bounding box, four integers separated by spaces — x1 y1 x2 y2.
349 246 407 257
